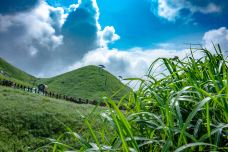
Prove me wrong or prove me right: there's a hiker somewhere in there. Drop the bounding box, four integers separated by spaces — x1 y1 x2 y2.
12 82 16 88
59 95 62 99
16 84 20 89
78 98 82 103
101 102 106 107
3 80 12 87
91 100 97 105
37 84 48 93
85 99 89 104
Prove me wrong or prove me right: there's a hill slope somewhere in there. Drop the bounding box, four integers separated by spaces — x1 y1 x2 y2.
40 65 130 101
0 57 35 85
0 86 104 151
0 57 130 101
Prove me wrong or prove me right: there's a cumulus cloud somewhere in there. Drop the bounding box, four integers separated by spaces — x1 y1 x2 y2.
1 0 225 83
66 26 227 81
99 26 120 47
0 0 120 77
155 0 180 21
203 27 228 54
0 1 65 51
0 1 65 74
67 48 189 80
57 0 102 64
151 0 221 21
192 3 221 14
36 0 120 76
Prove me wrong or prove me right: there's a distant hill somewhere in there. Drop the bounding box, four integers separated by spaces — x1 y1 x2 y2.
0 57 35 85
40 65 131 101
0 57 130 101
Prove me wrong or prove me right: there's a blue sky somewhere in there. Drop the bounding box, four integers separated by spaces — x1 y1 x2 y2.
100 0 228 49
46 0 228 49
0 0 228 78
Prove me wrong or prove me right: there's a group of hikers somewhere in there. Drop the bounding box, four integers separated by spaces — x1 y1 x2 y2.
0 79 105 106
0 79 126 110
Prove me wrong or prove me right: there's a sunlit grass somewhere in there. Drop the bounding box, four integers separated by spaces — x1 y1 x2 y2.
0 86 106 151
52 45 228 151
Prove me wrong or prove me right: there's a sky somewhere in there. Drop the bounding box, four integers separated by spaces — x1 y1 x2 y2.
0 0 228 79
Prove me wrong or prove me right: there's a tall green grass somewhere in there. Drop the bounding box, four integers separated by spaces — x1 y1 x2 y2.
51 45 228 151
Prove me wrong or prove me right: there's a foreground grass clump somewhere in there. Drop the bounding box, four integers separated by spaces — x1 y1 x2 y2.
0 86 105 152
53 45 228 151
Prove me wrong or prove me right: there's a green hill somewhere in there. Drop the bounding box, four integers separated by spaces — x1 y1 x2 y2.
0 57 35 85
0 57 130 101
40 65 130 101
0 86 105 151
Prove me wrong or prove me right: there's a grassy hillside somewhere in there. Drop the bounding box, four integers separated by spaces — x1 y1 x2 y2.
40 65 130 101
0 86 105 152
0 57 35 85
0 57 130 101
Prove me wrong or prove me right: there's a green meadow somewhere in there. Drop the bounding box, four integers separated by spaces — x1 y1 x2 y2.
0 86 106 151
0 46 228 151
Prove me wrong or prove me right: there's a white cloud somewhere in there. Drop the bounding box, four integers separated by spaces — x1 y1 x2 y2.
65 26 228 84
72 0 119 48
68 4 79 12
99 26 120 47
0 0 121 77
76 0 101 30
67 48 189 80
203 27 228 54
2 0 225 82
192 3 221 14
157 0 180 21
49 5 68 31
22 1 65 51
0 1 65 55
153 0 221 21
